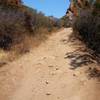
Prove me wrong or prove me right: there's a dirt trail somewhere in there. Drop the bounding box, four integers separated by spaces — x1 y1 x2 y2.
0 28 100 100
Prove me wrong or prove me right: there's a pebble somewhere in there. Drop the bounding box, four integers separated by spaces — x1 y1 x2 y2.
46 93 51 96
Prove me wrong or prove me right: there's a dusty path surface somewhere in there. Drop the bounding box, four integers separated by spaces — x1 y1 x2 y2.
0 28 100 100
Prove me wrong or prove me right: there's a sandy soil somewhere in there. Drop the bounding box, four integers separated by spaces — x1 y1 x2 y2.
0 28 100 100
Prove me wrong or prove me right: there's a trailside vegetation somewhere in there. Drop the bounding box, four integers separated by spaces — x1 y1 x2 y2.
68 0 100 54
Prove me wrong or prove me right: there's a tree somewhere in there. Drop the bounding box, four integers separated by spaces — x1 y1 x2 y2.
0 0 22 6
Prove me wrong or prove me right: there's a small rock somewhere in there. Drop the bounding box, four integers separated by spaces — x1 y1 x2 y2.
0 61 7 67
48 65 54 68
56 68 59 70
51 72 56 76
43 57 47 60
73 74 76 77
45 81 49 84
46 93 51 96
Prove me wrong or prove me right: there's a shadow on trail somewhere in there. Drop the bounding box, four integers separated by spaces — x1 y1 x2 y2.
65 52 94 69
63 32 100 80
64 51 100 80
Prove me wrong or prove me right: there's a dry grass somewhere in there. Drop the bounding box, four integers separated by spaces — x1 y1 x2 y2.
0 4 61 67
0 27 59 66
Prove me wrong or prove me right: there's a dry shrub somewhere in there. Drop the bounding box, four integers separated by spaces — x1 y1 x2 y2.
34 28 49 41
0 4 59 51
0 4 60 65
11 35 31 54
73 9 100 54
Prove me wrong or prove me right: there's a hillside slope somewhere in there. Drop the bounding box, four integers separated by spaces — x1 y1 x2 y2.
0 28 100 100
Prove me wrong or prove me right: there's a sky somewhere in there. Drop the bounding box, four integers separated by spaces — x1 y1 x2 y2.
23 0 70 18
